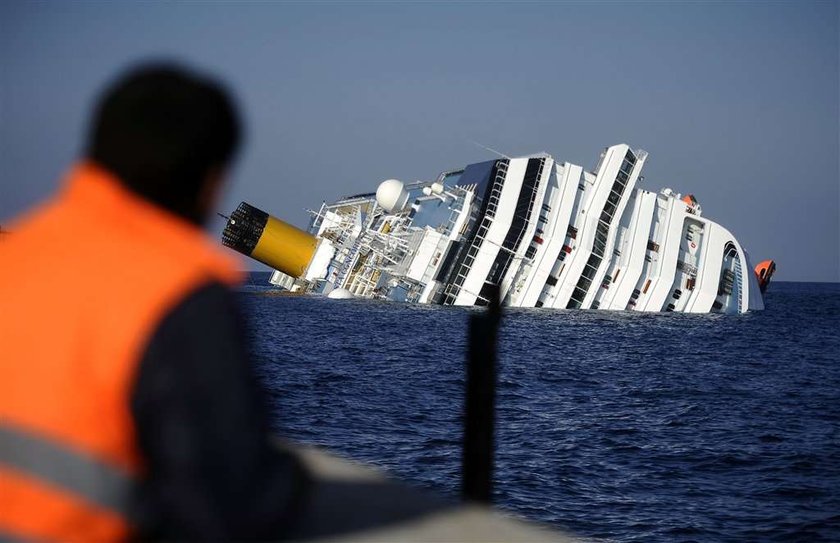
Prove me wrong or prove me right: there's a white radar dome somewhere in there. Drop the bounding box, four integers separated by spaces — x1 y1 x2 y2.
327 288 354 300
376 179 409 213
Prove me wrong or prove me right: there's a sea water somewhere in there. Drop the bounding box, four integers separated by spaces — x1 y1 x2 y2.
240 276 840 542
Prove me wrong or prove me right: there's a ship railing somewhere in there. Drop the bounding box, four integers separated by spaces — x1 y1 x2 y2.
440 195 467 236
443 162 508 303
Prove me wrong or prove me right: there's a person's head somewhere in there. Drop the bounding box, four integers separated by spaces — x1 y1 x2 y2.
86 62 242 225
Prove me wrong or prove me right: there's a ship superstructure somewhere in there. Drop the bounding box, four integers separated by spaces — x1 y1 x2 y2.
222 144 773 313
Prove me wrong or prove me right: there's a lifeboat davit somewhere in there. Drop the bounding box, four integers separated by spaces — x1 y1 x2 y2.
754 260 776 294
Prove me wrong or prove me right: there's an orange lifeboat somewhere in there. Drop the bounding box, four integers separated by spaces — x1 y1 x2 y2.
754 259 776 294
682 194 698 206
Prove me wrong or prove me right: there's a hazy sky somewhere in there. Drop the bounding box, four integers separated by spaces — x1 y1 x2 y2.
1 1 837 281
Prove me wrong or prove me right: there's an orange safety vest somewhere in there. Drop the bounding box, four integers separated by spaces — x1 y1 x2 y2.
0 163 242 540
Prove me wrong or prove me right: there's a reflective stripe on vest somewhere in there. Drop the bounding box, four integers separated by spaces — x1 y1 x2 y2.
0 424 134 518
0 529 32 543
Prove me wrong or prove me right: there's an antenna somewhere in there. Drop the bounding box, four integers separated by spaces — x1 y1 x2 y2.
468 140 510 159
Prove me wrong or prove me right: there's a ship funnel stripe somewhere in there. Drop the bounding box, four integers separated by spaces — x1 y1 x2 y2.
221 202 269 254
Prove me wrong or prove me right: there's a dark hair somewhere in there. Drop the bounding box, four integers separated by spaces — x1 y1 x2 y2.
87 62 241 223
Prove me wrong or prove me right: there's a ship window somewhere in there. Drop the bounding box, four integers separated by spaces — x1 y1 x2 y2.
673 289 682 299
546 275 558 287
665 303 675 312
535 300 544 308
525 246 537 259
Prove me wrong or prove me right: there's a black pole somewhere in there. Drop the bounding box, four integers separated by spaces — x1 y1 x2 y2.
462 284 501 503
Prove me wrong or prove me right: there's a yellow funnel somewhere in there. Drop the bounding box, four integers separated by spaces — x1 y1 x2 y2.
221 202 317 278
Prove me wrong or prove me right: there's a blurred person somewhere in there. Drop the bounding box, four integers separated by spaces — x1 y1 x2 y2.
0 63 308 540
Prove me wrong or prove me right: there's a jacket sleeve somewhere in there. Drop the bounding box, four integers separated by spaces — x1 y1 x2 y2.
130 281 308 540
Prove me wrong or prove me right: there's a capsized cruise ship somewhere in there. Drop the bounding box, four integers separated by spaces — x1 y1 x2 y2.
222 144 775 313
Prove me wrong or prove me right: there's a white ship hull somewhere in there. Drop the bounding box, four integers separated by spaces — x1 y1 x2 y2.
228 144 772 314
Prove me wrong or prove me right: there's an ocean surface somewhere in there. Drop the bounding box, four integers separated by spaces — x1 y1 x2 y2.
239 275 840 542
